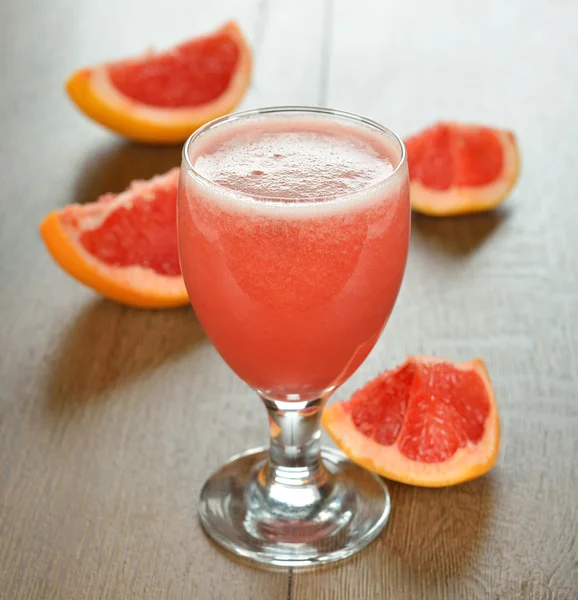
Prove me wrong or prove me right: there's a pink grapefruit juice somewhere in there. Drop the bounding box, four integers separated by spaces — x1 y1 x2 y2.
178 112 410 400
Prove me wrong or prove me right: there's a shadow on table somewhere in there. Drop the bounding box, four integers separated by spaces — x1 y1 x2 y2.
411 209 509 257
383 474 496 578
73 140 182 204
204 474 496 586
290 475 498 595
46 299 206 413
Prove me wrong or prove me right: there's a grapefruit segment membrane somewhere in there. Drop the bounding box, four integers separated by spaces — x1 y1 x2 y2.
66 21 252 144
405 122 520 216
323 356 500 487
40 169 188 308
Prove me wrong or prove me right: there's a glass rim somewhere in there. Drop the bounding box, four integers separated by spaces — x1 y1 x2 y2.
181 105 407 204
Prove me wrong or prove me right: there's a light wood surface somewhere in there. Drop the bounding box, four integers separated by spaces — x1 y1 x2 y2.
1 0 577 599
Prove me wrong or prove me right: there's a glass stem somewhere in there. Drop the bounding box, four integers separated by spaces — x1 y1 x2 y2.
260 395 329 490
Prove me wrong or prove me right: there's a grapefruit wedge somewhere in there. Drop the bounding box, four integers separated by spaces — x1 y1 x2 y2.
40 169 188 309
405 122 520 216
323 356 500 487
67 21 252 144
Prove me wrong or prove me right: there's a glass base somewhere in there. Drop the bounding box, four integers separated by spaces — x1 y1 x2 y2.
199 446 391 568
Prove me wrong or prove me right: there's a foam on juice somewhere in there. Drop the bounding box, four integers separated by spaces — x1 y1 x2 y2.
185 116 402 216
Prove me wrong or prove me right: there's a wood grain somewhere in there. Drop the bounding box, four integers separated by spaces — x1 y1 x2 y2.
1 0 577 598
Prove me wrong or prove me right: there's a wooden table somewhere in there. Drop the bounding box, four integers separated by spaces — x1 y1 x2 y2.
1 1 577 598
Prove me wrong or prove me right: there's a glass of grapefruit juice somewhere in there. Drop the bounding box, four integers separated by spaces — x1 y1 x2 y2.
178 107 410 567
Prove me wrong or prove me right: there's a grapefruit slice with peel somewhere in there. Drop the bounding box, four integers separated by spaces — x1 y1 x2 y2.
40 169 188 309
405 122 520 216
323 356 500 487
67 21 252 144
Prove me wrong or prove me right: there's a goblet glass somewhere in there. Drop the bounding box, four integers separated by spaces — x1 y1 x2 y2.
178 106 410 567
